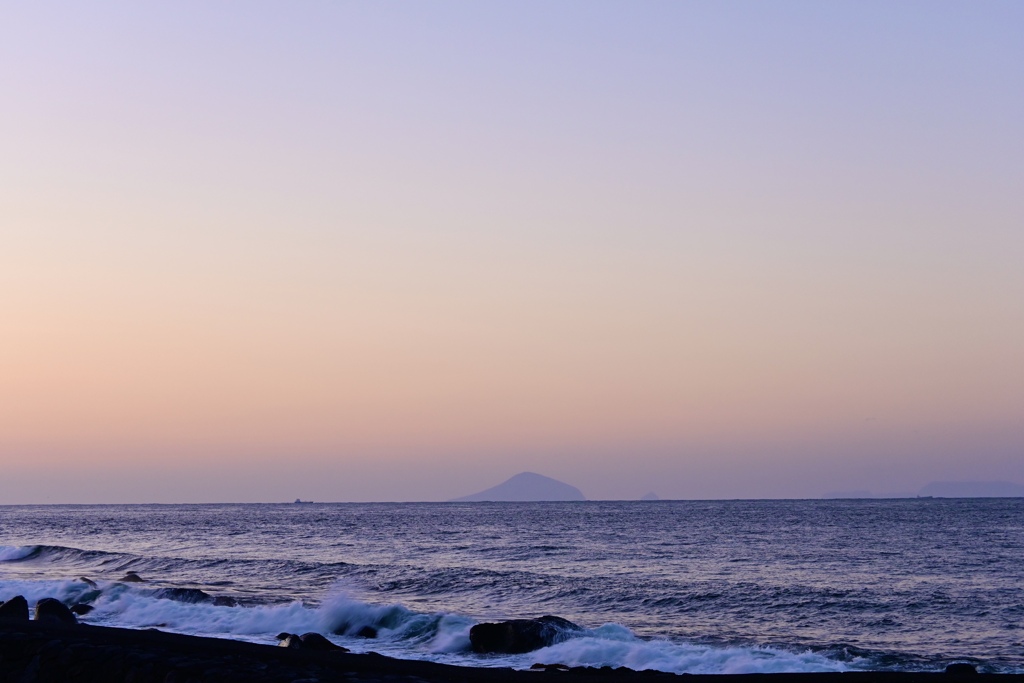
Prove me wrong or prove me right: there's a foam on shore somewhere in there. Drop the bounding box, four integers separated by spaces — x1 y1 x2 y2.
1 575 860 674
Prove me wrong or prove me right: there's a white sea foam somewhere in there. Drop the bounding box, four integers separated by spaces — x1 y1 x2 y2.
0 578 98 605
314 592 473 652
88 589 319 638
0 577 853 674
528 624 849 674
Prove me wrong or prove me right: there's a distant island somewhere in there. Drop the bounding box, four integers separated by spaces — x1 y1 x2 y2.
451 472 586 502
823 480 1024 499
917 480 1024 497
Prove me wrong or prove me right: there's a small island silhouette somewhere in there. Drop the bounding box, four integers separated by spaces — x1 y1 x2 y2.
451 472 586 502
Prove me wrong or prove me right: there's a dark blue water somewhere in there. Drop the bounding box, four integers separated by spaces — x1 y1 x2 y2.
2 499 1022 673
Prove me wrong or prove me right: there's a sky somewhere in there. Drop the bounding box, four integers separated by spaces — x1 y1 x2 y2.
2 1 1022 503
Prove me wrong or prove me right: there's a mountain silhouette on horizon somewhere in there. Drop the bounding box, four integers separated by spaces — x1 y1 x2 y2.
451 472 586 502
918 480 1024 497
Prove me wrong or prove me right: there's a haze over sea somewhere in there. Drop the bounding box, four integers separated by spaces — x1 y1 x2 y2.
3 499 1022 674
5 2 1024 506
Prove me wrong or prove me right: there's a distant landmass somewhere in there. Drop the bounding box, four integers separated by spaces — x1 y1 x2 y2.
640 492 660 501
823 480 1024 499
452 472 586 502
918 481 1024 498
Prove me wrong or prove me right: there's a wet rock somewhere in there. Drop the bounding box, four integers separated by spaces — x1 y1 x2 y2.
79 576 98 588
121 571 145 583
531 662 570 671
945 663 979 676
70 603 94 615
213 595 239 607
154 587 213 603
355 625 378 639
277 633 303 648
470 615 582 654
34 597 77 625
0 595 29 621
299 632 349 651
276 632 349 652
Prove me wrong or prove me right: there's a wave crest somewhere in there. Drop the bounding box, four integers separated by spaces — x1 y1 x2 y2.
0 546 39 562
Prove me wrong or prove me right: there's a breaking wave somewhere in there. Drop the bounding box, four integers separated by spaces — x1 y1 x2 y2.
0 546 38 562
0 574 917 674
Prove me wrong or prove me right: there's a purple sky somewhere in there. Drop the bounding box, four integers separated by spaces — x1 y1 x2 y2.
2 1 1022 502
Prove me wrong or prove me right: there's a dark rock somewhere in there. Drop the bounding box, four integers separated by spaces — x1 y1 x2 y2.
213 595 239 607
79 576 98 588
299 632 348 651
121 571 145 583
34 597 77 625
0 595 29 621
531 663 570 671
70 603 95 616
945 663 979 676
470 615 582 654
355 625 378 639
154 588 213 604
274 631 349 652
277 633 303 648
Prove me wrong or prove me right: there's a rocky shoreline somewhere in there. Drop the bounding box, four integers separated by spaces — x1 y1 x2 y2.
0 619 1021 683
2 591 1022 683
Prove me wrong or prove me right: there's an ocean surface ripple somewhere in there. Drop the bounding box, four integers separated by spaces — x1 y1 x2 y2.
2 499 1022 673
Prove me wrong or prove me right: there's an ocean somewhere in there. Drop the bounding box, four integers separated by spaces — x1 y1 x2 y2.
1 499 1022 674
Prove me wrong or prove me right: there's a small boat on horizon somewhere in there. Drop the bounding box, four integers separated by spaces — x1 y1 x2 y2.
293 499 314 504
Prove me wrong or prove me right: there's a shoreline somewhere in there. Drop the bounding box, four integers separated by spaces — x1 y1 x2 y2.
2 621 1022 683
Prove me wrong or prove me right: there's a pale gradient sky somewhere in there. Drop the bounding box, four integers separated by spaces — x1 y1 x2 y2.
2 2 1022 503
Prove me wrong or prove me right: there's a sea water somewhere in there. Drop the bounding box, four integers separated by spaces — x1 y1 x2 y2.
1 499 1022 673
